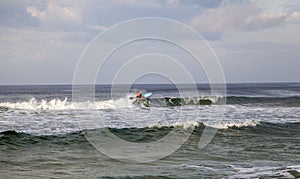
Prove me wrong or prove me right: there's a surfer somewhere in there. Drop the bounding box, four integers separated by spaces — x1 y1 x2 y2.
133 92 143 104
133 92 150 107
136 92 143 98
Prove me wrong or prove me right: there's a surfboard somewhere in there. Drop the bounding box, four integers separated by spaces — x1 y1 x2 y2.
131 92 152 107
142 92 153 98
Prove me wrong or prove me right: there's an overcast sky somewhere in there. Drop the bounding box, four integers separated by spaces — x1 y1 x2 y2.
0 0 300 84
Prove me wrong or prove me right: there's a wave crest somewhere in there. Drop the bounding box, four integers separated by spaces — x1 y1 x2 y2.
1 95 300 110
0 97 133 110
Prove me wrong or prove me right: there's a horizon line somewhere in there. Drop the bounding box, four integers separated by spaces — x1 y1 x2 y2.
0 81 300 86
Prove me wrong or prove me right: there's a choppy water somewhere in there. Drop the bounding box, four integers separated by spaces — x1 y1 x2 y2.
0 83 300 178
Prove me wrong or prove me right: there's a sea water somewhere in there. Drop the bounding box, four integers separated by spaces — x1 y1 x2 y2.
0 83 299 178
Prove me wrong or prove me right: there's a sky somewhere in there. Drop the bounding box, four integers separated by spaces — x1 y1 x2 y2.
0 0 300 84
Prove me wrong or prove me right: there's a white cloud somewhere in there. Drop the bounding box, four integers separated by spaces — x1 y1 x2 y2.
191 1 258 32
26 2 82 30
26 6 45 17
88 25 107 31
287 11 300 23
190 0 300 33
1 0 300 83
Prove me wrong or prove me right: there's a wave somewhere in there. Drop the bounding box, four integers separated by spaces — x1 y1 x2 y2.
149 97 217 106
150 96 300 107
1 122 299 147
1 95 300 110
0 97 133 110
1 121 299 137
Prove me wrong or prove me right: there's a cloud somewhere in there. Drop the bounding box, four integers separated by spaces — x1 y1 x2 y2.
190 0 300 34
26 2 82 30
165 0 223 8
0 0 41 27
1 0 300 84
87 25 107 32
287 11 300 23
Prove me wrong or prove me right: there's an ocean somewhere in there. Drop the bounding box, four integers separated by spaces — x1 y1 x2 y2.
0 83 299 178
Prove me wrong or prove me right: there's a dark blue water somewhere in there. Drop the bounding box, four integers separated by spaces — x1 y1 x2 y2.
0 83 300 178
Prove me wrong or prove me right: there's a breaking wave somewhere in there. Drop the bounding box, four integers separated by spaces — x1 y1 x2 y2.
0 97 133 110
1 95 300 111
1 121 299 143
149 96 300 107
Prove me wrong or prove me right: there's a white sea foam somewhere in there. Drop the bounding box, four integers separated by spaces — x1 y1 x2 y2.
0 97 134 110
150 121 200 129
147 120 259 130
230 165 300 179
205 120 259 129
